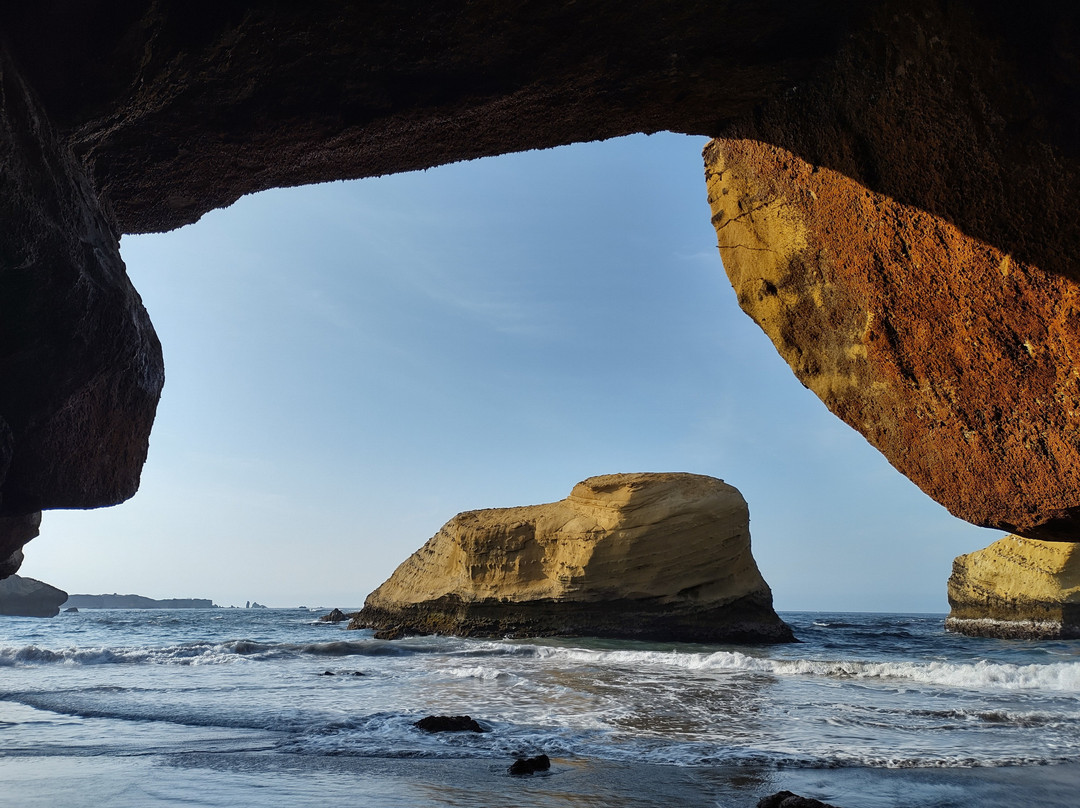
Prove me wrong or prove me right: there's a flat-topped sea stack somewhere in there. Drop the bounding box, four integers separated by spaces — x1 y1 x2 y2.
946 536 1080 640
350 473 794 643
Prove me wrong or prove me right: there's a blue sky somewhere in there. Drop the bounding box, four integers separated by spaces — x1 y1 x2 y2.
23 133 995 611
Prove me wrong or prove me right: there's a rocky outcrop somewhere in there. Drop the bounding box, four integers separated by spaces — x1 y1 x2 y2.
946 535 1080 639
0 574 68 617
351 473 794 643
0 2 1077 577
706 136 1080 541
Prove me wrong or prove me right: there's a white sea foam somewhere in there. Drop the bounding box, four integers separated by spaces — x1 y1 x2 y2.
0 637 420 667
437 666 514 681
508 645 1080 693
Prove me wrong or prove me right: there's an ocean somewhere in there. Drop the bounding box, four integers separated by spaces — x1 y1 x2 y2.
1 608 1077 807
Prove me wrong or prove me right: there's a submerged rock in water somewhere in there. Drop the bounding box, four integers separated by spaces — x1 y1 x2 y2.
0 574 68 617
508 754 551 776
319 608 348 623
757 792 839 808
414 715 486 733
351 473 793 643
947 535 1080 639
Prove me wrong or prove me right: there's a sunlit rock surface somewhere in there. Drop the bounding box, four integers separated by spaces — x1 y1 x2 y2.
706 136 1080 542
947 535 1080 639
351 473 794 643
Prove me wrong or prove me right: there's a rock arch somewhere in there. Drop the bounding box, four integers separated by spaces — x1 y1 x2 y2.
0 1 1077 571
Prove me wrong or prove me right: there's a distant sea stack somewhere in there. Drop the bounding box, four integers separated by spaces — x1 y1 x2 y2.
351 473 794 643
946 535 1080 639
62 594 216 609
0 575 68 617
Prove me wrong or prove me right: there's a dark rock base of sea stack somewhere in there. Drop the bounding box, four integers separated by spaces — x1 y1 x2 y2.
351 592 795 644
945 614 1080 641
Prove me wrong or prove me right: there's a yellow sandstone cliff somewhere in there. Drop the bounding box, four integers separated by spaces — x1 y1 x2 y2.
947 535 1080 639
351 472 793 643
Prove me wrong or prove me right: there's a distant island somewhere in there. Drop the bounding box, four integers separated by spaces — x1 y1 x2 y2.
63 594 217 609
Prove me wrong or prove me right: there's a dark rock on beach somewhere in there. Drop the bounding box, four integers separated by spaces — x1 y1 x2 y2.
508 754 551 776
414 715 487 734
757 791 839 808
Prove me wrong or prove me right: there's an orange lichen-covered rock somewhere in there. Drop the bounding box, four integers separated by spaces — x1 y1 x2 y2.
706 138 1080 541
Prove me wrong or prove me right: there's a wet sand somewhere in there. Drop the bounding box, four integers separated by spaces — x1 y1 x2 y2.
2 752 1079 807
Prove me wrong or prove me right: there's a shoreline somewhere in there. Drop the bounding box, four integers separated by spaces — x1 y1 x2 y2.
2 750 1079 807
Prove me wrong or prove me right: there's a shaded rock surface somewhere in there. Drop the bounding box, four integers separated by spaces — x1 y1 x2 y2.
0 574 68 617
351 473 794 643
947 535 1080 639
0 44 163 528
0 513 40 580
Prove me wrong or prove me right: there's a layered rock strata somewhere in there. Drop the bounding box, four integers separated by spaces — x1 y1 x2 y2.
946 536 1080 639
351 473 794 643
0 574 68 617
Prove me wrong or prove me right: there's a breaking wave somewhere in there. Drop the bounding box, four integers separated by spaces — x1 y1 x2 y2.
0 638 422 667
504 645 1080 693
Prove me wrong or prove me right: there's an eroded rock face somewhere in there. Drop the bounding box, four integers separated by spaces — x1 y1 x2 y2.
0 43 163 571
0 513 41 579
946 535 1080 639
351 473 794 643
0 574 68 618
706 138 1080 541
